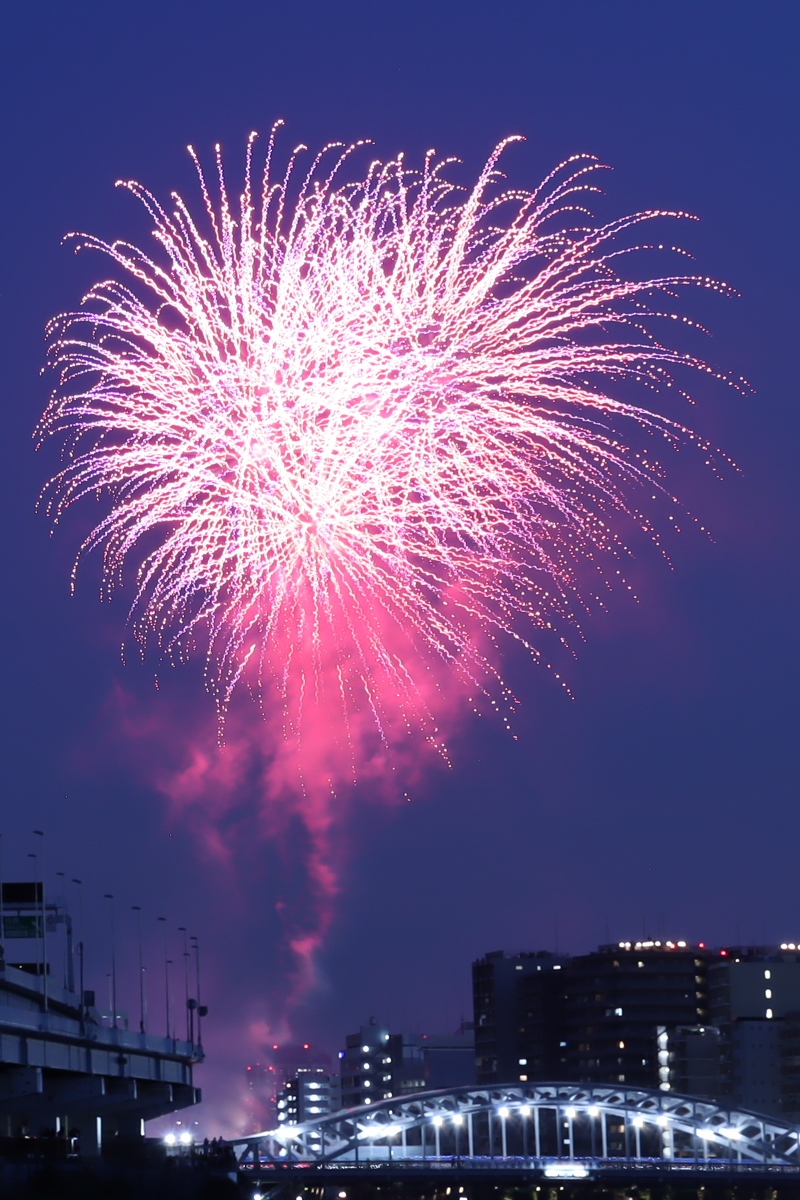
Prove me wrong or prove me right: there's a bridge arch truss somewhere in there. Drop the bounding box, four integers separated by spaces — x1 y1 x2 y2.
232 1082 800 1167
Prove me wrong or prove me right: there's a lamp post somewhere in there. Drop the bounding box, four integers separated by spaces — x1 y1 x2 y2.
71 879 84 1026
132 906 146 1033
520 1105 530 1160
588 1104 599 1160
33 831 48 1012
27 852 41 986
157 917 170 1037
498 1106 509 1159
453 1112 463 1160
166 959 174 1040
178 925 190 1041
191 936 205 1049
103 894 117 1028
432 1115 442 1158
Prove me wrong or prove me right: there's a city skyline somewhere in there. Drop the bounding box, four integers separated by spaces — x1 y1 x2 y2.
0 0 797 1137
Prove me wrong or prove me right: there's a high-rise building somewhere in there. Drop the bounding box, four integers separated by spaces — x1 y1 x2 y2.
473 940 709 1089
473 950 568 1084
708 944 800 1118
561 942 710 1087
472 940 800 1121
339 1018 474 1107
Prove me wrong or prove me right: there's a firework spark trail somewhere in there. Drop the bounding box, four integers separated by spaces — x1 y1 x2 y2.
38 128 736 985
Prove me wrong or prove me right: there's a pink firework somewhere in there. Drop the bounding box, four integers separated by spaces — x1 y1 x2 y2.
39 128 732 766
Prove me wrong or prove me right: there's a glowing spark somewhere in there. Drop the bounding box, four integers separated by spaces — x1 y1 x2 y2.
38 128 734 756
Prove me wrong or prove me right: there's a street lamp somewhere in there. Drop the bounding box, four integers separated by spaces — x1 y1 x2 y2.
27 852 42 987
103 894 117 1028
178 925 190 1040
520 1105 531 1159
32 831 48 1013
432 1114 442 1158
71 879 84 1024
157 916 170 1037
498 1106 509 1158
453 1111 463 1158
132 905 146 1033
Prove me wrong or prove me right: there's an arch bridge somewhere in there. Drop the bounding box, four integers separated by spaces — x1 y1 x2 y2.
231 1082 800 1169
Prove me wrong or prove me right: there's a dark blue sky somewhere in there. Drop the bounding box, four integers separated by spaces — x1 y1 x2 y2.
1 1 798 1133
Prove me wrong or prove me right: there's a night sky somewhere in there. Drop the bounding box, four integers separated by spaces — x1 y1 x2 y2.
1 2 798 1135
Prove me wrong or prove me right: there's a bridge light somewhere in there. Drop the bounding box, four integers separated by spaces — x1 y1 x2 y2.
453 1114 464 1126
565 1107 576 1120
656 1115 668 1128
632 1117 644 1129
179 1131 192 1145
544 1164 588 1179
164 1133 177 1146
698 1128 714 1140
432 1115 443 1127
520 1106 531 1117
588 1106 599 1117
498 1107 510 1119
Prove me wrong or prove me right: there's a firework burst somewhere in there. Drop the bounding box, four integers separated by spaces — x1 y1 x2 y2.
38 127 734 763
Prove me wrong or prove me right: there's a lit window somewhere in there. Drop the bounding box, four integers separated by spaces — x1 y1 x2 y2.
362 1045 370 1053
766 989 772 999
519 1058 528 1066
363 1080 371 1088
519 1074 528 1082
614 1008 623 1017
766 1009 773 1019
619 1041 625 1049
516 965 523 971
363 1063 371 1071
765 970 771 980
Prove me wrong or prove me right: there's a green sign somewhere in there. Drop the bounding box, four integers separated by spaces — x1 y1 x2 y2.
2 915 42 939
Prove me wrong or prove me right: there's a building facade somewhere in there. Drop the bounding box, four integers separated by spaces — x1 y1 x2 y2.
472 940 800 1121
473 950 568 1084
339 1018 474 1108
276 1068 341 1126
